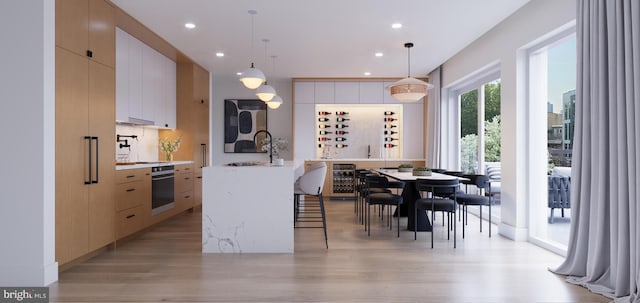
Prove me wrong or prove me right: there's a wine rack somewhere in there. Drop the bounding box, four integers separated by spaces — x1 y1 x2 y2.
332 163 355 195
383 111 399 148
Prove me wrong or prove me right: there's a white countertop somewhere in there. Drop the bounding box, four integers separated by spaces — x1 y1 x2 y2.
115 160 194 170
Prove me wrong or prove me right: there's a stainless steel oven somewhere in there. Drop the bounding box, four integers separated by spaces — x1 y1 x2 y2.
151 165 174 216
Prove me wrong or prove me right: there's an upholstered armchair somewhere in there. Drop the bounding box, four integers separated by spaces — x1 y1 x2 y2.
547 175 571 223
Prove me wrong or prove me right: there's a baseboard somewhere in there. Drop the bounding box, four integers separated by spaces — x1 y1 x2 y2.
498 222 529 241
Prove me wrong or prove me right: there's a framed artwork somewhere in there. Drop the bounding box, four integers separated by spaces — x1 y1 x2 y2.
224 99 268 153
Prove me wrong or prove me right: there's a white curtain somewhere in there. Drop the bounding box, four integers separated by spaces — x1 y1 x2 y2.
426 66 442 168
553 1 639 302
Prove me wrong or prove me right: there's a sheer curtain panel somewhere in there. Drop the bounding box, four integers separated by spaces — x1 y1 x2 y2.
553 1 639 302
426 66 442 168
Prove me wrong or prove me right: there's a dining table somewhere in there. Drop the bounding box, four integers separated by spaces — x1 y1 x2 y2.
374 168 466 232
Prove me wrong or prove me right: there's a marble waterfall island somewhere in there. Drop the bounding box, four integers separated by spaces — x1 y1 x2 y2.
202 163 294 253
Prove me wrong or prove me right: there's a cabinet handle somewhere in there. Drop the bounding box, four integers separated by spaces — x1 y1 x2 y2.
86 50 93 58
184 195 191 199
126 188 136 192
126 175 136 179
92 136 99 184
126 214 136 219
201 144 207 168
185 177 190 180
84 136 92 184
196 176 202 179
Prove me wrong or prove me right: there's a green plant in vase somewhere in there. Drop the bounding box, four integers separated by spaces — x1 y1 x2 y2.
160 134 182 161
412 166 432 176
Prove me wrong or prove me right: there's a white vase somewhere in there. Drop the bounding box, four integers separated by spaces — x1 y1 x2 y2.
273 158 285 166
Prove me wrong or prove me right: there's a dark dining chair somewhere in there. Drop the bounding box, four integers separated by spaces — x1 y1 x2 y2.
414 178 460 248
456 174 492 238
365 175 403 237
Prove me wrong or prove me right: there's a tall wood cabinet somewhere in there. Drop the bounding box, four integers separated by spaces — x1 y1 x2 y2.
55 0 116 265
160 62 210 206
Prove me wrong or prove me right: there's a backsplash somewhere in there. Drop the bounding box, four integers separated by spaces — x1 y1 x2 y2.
115 125 159 162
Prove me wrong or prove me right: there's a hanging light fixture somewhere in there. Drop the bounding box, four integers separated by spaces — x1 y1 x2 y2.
256 39 276 101
265 55 283 109
388 42 433 102
239 10 265 89
266 95 283 109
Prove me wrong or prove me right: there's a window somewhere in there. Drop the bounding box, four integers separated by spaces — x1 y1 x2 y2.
527 29 576 255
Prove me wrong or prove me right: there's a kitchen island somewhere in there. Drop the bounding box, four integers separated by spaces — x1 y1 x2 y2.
202 162 301 253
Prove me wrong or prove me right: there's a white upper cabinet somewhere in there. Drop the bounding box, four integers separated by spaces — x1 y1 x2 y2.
359 82 384 104
294 82 315 103
314 82 335 104
334 82 359 104
115 27 176 127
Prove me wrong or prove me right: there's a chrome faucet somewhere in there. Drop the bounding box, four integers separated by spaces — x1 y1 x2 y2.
253 130 273 164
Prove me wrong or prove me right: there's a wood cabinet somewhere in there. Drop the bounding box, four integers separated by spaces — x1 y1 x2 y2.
55 0 115 266
174 164 194 211
56 0 115 68
115 168 151 238
160 62 210 206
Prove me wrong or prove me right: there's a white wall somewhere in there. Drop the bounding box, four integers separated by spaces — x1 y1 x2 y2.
441 0 576 240
211 75 293 165
0 0 58 285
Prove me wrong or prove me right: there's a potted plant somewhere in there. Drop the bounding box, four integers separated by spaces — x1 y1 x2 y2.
398 164 414 172
413 167 432 176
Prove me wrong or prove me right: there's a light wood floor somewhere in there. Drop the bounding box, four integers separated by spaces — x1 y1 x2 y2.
50 200 607 303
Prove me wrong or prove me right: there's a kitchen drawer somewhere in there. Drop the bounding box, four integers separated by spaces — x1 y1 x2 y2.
174 164 193 174
175 190 194 211
175 172 194 193
115 181 147 211
116 168 150 184
116 205 146 239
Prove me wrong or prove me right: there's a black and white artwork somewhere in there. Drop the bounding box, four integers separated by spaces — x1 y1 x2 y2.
224 99 268 153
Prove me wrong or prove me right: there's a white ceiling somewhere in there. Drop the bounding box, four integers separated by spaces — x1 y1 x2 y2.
111 0 530 81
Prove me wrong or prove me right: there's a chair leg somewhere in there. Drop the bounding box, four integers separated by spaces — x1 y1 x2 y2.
453 210 457 248
367 202 371 237
318 193 328 249
479 205 483 233
414 204 418 240
431 209 435 249
396 203 400 237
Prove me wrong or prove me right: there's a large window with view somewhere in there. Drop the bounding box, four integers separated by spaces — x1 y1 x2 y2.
458 79 501 221
528 30 576 255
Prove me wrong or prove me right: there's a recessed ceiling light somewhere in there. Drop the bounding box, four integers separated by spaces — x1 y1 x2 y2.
391 23 402 29
375 52 383 57
236 72 242 76
216 52 225 57
364 72 371 76
185 23 196 29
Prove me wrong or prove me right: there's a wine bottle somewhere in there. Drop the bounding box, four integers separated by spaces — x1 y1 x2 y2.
319 130 333 135
318 143 324 148
335 144 348 148
383 111 395 115
336 117 350 122
384 137 398 141
318 117 330 122
383 143 397 148
335 137 347 142
383 117 398 122
318 111 332 115
318 137 332 141
335 130 349 135
319 124 332 129
335 111 349 115
384 124 397 129
336 124 349 129
384 130 398 135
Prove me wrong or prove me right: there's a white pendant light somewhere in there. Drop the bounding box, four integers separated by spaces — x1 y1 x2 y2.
239 10 265 90
266 95 283 109
388 42 433 102
256 39 276 101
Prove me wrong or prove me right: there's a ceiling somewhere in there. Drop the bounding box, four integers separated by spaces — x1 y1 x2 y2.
111 0 530 82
